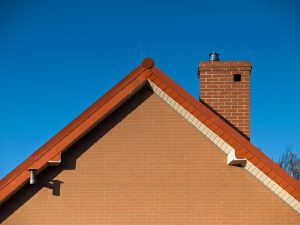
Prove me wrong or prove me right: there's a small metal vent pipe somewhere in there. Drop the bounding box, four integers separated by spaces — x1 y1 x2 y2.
209 52 220 61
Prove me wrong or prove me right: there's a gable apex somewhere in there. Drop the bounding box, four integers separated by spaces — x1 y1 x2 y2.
1 58 300 215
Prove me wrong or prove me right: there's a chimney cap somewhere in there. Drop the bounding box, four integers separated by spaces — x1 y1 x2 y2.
209 52 220 61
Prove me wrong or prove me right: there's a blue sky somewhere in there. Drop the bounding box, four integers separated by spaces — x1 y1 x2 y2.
0 0 300 179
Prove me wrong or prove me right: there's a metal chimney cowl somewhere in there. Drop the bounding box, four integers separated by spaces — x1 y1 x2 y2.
209 52 220 61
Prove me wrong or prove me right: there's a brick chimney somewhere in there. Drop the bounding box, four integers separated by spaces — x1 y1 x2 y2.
198 53 252 139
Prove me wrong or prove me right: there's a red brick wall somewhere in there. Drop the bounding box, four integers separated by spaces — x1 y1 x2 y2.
198 61 251 138
1 88 299 225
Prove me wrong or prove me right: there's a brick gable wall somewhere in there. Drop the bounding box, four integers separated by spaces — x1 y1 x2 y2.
1 87 299 224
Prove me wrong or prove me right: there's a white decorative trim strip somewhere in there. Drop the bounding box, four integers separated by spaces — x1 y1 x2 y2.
147 80 300 214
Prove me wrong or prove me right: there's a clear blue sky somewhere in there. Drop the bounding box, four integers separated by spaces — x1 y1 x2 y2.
1 0 300 179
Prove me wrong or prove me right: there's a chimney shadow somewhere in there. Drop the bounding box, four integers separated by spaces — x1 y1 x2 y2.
0 87 153 223
200 99 250 140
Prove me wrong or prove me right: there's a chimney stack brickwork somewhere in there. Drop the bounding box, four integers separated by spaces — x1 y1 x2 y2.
198 60 252 138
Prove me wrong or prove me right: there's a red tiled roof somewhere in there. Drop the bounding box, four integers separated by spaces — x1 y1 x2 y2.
0 58 299 204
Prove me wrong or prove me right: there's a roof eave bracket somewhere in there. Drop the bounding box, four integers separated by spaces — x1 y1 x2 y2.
48 153 61 166
227 149 247 167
